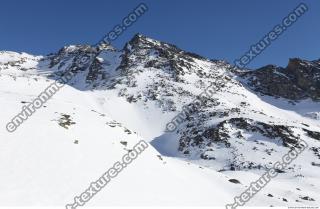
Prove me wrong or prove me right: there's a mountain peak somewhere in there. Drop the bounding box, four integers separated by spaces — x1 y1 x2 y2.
287 57 306 69
125 33 161 50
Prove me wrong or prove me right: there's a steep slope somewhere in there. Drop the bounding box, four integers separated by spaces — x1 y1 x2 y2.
0 67 247 206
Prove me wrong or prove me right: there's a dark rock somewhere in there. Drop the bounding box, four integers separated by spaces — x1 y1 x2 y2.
240 58 320 101
228 179 241 184
300 196 315 201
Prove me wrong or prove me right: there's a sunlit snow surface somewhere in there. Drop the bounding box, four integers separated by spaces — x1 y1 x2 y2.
0 45 319 207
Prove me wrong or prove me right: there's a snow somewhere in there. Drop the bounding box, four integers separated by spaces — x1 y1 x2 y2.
0 72 243 206
0 40 319 207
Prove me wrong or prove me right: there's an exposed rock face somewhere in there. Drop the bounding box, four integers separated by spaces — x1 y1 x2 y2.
119 34 211 77
240 58 320 101
178 116 320 172
48 45 98 70
46 44 121 89
106 34 234 111
179 117 316 153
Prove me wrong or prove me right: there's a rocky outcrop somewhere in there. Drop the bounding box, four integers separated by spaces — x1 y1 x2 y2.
179 117 305 154
240 58 320 101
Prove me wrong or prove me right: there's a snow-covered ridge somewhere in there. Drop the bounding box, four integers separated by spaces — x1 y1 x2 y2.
0 34 319 207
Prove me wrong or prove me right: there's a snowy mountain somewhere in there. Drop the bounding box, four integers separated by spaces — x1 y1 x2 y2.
0 34 319 207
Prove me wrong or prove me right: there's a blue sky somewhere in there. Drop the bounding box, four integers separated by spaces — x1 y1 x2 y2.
0 0 319 69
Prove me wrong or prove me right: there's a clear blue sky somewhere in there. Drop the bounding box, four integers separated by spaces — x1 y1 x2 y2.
0 0 319 69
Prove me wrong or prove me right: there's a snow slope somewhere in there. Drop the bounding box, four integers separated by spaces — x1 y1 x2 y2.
0 34 319 207
0 72 247 206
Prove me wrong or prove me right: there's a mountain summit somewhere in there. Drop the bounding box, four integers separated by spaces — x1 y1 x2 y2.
0 34 319 207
